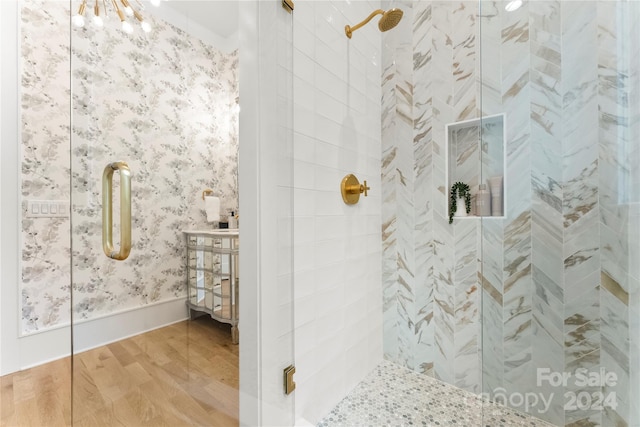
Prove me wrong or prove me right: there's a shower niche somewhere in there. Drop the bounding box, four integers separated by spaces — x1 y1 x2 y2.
445 114 506 220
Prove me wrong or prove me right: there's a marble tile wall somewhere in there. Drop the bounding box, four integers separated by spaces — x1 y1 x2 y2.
381 1 640 426
595 3 638 426
20 0 238 334
527 1 563 423
628 6 640 427
382 0 482 392
561 4 601 426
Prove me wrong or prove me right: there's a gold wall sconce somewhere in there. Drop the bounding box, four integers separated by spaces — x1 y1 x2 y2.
341 174 370 205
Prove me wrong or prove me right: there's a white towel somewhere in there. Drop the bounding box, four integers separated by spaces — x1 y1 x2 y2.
204 196 221 223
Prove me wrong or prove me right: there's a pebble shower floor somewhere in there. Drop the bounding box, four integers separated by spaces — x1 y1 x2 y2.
318 360 556 427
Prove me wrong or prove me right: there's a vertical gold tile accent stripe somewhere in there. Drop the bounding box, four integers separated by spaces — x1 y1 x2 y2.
601 271 629 306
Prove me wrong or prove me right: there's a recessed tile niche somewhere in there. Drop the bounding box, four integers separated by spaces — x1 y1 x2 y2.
446 114 506 220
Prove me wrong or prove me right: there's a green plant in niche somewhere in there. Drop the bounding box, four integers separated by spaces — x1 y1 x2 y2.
449 181 471 224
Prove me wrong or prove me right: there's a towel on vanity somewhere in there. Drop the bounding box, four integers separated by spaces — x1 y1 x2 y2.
204 196 221 223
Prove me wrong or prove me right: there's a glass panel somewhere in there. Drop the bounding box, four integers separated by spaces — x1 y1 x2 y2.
480 1 640 425
237 2 295 425
1 0 299 425
1 1 73 424
292 1 385 424
68 1 295 425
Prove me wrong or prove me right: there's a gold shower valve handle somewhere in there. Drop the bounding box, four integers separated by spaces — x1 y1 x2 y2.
361 181 370 196
341 174 369 205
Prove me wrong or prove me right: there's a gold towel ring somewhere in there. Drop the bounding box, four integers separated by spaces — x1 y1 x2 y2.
202 189 214 200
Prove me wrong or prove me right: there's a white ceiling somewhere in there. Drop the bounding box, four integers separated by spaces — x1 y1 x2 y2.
145 0 239 52
154 1 239 39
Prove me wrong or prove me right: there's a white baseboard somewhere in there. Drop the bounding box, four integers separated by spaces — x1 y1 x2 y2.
7 297 189 373
72 297 189 354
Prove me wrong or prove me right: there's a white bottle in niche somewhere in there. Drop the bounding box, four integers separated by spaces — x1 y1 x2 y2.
488 176 503 216
476 184 491 217
469 187 478 216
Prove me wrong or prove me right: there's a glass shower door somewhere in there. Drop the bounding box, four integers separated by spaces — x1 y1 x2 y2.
68 0 295 425
479 1 640 425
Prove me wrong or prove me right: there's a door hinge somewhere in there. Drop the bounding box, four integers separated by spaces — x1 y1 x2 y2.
284 365 296 395
282 0 294 13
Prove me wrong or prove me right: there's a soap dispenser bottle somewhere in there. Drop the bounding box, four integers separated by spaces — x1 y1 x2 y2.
228 211 238 229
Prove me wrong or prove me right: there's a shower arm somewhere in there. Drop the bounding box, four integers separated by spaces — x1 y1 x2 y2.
345 9 384 38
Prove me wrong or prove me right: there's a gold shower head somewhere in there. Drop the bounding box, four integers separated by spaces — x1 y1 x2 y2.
345 8 403 39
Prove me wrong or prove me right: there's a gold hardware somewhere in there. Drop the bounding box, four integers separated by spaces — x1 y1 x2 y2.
345 8 403 39
102 161 132 261
73 0 149 31
284 365 296 395
282 0 294 13
115 4 125 22
341 174 370 205
77 0 87 15
202 189 214 201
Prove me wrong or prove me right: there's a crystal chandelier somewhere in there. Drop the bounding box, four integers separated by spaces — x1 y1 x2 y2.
72 0 160 34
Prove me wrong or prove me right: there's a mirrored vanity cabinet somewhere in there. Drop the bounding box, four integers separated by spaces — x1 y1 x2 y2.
183 230 239 344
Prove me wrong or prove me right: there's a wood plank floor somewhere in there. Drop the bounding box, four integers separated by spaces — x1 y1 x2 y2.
1 317 239 427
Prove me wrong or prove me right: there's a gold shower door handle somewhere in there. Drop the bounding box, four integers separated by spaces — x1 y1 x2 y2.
102 161 132 261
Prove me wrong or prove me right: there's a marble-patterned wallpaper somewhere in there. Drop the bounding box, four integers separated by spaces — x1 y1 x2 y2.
20 0 238 334
381 1 640 426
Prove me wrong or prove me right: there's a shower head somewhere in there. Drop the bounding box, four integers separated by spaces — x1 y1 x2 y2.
345 8 403 39
378 8 403 32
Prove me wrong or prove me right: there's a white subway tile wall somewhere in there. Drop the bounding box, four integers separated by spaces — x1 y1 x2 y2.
292 0 383 424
